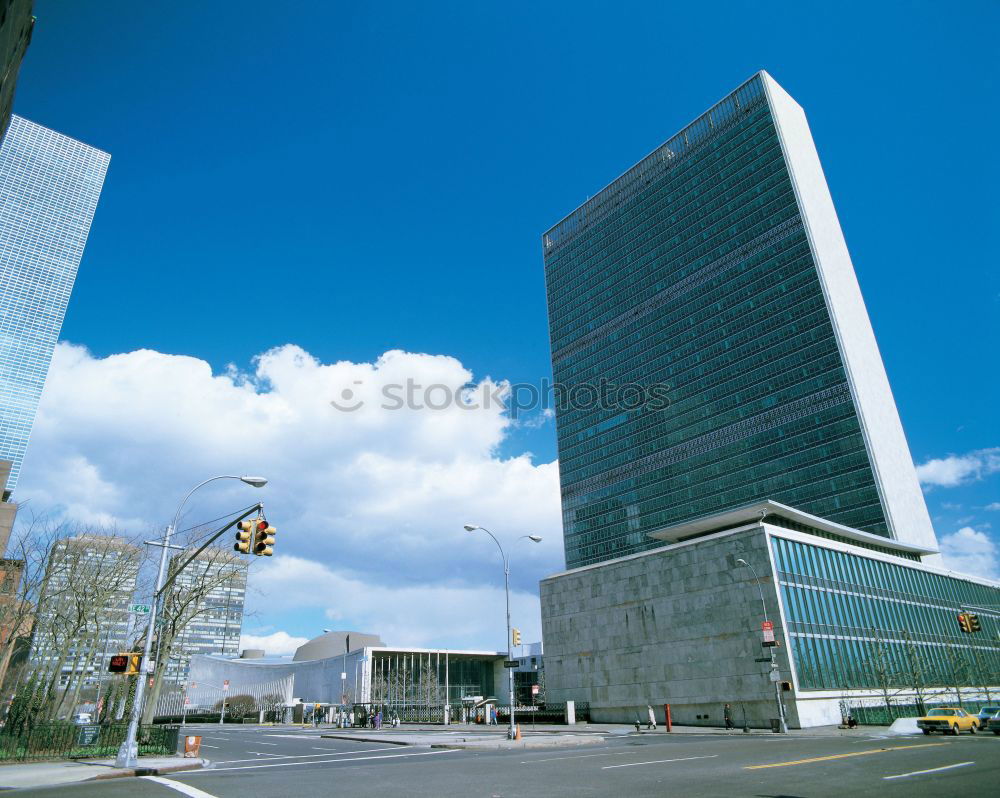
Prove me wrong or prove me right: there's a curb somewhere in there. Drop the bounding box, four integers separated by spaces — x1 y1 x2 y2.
431 737 602 751
319 734 410 746
89 759 206 781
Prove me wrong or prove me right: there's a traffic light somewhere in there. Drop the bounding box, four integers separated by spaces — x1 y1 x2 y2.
234 521 253 554
968 613 981 633
512 628 521 647
957 612 972 633
253 519 275 556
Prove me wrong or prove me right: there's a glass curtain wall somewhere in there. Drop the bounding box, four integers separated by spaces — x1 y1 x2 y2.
771 535 1000 691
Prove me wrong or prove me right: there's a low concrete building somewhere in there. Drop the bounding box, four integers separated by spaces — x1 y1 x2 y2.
540 501 1000 728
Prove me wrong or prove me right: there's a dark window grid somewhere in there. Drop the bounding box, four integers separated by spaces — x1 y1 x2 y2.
551 241 821 396
554 307 842 456
550 217 808 365
547 172 796 330
546 83 768 254
545 126 787 304
563 463 885 557
559 382 853 494
545 157 796 321
560 417 874 524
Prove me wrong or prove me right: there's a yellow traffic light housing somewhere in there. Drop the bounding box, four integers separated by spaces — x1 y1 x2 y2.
957 612 972 633
512 628 521 647
968 613 981 633
254 520 275 556
234 520 253 554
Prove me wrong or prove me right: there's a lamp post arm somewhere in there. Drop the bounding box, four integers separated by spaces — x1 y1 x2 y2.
155 503 263 598
170 475 247 533
741 559 769 626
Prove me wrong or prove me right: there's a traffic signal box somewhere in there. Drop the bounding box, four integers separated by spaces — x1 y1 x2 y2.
235 521 253 554
253 520 275 556
235 518 275 556
512 628 521 647
957 612 982 633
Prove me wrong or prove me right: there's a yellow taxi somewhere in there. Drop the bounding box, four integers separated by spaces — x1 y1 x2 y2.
916 707 979 735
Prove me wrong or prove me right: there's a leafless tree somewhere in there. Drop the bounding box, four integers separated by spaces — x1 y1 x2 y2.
139 544 246 726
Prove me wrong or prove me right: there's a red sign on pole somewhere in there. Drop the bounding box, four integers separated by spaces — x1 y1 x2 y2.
761 621 774 631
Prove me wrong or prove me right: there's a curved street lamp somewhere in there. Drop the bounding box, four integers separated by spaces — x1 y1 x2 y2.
117 475 267 767
464 524 541 739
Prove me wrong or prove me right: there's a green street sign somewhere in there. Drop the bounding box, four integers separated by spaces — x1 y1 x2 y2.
130 603 151 615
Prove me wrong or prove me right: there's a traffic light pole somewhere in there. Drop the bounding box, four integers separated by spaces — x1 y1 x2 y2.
115 521 173 768
115 502 264 768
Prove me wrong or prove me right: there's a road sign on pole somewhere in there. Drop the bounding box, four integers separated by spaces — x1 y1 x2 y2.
129 603 152 615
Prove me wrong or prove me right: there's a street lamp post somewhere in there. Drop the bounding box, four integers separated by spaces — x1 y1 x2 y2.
115 475 267 768
734 557 788 734
464 525 541 740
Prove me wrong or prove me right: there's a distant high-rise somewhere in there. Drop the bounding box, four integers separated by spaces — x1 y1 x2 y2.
0 1 33 142
542 71 935 570
162 550 248 684
28 535 140 699
0 116 110 496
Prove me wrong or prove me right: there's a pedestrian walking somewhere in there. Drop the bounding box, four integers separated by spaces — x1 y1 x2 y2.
646 704 657 730
724 703 734 730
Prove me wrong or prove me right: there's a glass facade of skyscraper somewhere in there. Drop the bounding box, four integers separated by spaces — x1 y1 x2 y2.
543 75 890 569
0 115 110 495
772 535 1000 692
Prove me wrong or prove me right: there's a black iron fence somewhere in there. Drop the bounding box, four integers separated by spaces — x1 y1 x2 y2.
0 723 179 762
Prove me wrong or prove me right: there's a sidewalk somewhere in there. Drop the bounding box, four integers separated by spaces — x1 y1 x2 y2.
0 756 204 791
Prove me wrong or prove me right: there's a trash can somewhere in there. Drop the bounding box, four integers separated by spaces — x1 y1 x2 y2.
183 735 202 757
769 719 781 733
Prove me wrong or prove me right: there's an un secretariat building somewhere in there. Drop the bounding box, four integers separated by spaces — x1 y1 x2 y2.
539 71 999 728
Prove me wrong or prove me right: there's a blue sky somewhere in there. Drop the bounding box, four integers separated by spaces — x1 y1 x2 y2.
12 1 999 651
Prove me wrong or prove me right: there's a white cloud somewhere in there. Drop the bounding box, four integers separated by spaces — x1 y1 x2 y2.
985 503 1000 512
915 447 1000 488
939 527 1000 581
239 630 309 656
18 342 563 650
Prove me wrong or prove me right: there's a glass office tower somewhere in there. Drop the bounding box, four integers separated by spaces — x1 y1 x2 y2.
542 72 935 570
0 115 110 496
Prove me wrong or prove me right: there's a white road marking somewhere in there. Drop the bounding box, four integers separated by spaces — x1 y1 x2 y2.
216 747 403 764
142 775 221 798
264 733 324 739
187 749 458 773
255 742 278 745
883 761 975 780
197 744 220 749
603 754 719 770
522 751 632 764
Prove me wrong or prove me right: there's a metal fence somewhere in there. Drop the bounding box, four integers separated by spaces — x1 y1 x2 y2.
349 701 589 726
0 723 179 762
844 697 997 726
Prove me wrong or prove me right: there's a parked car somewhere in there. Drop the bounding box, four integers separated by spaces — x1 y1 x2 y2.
916 707 978 735
71 712 93 725
985 710 1000 736
976 705 1000 728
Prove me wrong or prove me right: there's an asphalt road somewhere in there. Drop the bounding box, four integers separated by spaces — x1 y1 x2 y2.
14 724 1000 798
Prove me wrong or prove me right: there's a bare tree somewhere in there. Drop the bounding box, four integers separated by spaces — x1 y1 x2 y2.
140 545 247 726
2 517 143 722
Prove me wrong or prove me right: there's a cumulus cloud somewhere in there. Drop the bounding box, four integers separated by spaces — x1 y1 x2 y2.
939 527 999 581
18 342 563 650
915 447 1000 488
239 630 310 656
